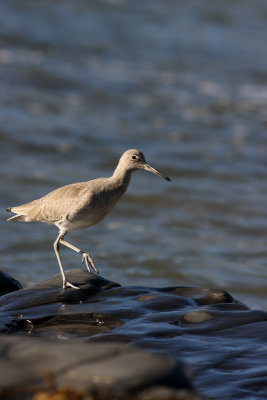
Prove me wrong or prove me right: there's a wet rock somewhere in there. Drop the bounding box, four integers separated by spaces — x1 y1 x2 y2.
0 335 195 398
0 270 22 296
0 269 267 399
0 269 119 314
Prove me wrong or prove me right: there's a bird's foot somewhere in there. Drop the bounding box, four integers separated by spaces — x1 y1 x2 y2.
63 280 80 290
81 252 99 274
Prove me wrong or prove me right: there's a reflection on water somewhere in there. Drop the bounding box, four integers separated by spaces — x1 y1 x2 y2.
0 0 266 310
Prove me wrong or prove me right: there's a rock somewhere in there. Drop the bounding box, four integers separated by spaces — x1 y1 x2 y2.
0 335 195 398
0 270 22 296
0 269 267 399
0 269 119 312
138 387 203 400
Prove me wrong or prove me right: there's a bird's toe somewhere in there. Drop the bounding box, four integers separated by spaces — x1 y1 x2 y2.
63 280 80 290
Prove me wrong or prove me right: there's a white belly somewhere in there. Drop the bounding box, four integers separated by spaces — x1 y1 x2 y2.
55 198 117 232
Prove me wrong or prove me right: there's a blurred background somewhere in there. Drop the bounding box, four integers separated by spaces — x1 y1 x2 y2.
0 0 266 310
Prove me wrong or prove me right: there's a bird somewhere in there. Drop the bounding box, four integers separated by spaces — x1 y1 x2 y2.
6 149 171 289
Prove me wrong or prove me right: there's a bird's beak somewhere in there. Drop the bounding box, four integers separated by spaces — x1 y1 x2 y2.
143 163 171 181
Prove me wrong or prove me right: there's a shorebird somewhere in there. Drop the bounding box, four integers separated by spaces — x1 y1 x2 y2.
7 149 170 289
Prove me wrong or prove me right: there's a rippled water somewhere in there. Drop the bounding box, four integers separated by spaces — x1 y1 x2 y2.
0 0 267 310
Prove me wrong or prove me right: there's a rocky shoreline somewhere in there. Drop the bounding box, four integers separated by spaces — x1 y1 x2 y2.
0 269 266 399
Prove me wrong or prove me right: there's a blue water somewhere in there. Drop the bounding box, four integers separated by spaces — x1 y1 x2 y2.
0 0 267 310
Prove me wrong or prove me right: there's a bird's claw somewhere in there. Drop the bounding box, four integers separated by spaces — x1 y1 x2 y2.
81 252 99 274
63 280 80 290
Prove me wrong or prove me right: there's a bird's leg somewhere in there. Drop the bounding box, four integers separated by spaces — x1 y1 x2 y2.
53 232 80 290
59 238 99 274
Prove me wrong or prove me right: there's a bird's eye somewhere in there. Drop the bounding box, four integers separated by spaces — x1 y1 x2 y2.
131 155 137 160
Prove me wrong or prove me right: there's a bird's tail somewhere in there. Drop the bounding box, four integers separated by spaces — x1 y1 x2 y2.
6 207 27 222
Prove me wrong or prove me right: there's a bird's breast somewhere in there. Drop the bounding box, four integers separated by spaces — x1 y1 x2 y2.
62 186 125 232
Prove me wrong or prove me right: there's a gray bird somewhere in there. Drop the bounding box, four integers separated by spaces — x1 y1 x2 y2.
7 149 170 289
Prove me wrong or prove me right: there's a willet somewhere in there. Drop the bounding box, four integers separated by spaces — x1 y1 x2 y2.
7 149 171 289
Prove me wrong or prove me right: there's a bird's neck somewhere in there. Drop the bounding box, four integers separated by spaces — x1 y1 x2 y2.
111 165 132 192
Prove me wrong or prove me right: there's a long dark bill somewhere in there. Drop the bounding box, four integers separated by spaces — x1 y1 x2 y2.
144 164 171 181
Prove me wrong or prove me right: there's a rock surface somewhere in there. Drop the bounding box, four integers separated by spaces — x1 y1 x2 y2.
0 336 195 398
0 270 22 296
0 269 267 399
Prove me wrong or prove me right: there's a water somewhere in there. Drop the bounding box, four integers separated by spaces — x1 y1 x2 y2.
0 0 267 310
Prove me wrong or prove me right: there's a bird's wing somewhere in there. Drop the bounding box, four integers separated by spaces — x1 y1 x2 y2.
7 182 94 224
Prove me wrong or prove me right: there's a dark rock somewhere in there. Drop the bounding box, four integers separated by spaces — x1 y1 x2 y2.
0 269 267 399
0 335 195 398
0 269 119 313
0 270 22 296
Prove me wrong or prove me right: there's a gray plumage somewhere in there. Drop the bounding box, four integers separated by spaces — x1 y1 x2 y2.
7 149 170 289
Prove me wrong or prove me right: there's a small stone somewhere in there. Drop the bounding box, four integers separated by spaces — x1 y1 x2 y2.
184 310 213 323
137 295 157 301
